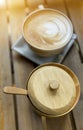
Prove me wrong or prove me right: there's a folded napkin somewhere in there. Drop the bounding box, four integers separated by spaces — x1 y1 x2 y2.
12 34 77 65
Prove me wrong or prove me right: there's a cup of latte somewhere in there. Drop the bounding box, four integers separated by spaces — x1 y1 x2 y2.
22 7 73 56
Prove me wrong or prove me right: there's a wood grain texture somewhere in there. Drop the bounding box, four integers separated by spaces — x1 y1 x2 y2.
46 0 64 5
73 100 83 130
0 10 16 130
27 0 46 9
65 0 83 59
46 0 67 13
63 44 83 95
9 8 43 130
7 0 25 9
47 114 73 130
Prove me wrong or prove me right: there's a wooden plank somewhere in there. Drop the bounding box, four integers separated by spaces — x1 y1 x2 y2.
73 100 83 130
47 115 73 130
7 0 25 9
63 44 83 94
9 8 43 130
46 0 67 17
65 0 83 59
46 0 61 5
46 0 66 10
27 0 46 9
0 10 16 130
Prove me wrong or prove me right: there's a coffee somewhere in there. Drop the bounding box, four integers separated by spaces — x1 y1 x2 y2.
23 9 73 51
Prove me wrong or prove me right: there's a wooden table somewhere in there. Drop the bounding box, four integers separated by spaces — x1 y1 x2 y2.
0 0 83 130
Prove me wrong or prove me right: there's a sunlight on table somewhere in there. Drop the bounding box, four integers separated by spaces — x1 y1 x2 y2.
0 0 5 6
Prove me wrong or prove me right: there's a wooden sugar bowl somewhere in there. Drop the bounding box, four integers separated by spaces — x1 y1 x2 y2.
3 63 80 117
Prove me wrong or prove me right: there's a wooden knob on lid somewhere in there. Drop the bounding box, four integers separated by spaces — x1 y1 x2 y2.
49 80 59 91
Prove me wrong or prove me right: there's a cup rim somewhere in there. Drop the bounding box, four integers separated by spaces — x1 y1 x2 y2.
22 8 73 51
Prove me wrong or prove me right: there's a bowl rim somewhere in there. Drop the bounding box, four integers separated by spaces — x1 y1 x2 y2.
26 62 80 117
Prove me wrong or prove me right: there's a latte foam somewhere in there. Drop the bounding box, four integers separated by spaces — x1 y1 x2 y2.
23 9 73 50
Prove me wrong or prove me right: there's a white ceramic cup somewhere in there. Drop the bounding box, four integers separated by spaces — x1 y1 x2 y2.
20 6 73 57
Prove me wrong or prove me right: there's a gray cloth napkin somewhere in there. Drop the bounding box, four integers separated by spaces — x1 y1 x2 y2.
12 34 77 65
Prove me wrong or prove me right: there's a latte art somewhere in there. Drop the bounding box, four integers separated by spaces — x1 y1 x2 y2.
37 19 66 44
23 9 73 50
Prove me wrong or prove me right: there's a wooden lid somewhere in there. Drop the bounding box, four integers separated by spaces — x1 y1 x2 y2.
27 63 79 116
